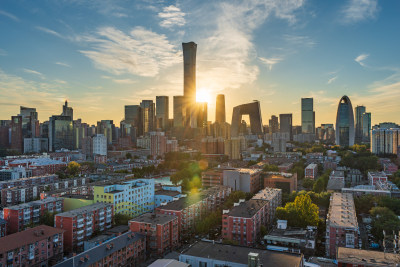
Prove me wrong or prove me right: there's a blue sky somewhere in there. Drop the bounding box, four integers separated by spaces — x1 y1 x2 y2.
1 0 399 126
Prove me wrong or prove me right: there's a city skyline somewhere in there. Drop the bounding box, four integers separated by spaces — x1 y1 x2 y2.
1 0 400 126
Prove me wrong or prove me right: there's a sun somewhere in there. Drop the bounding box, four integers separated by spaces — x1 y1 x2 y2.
196 88 211 103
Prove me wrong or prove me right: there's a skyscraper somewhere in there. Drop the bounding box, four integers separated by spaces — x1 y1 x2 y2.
140 100 156 134
335 95 355 147
301 98 315 134
279 114 293 141
49 115 74 151
269 115 279 134
62 100 73 120
215 94 226 123
362 112 371 143
196 102 208 128
182 42 197 128
231 101 263 137
355 105 366 144
156 96 169 130
173 96 185 127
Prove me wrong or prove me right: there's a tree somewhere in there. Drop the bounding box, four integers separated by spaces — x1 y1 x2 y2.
126 152 132 159
312 178 325 193
260 225 268 237
263 164 279 172
276 194 319 228
40 211 56 226
67 161 81 176
114 213 132 226
370 207 400 242
302 178 315 190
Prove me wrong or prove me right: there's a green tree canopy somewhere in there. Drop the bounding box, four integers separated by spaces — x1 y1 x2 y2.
370 207 400 242
276 194 319 228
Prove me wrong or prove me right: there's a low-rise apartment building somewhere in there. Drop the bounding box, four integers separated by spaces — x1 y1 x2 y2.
305 163 318 180
263 172 297 193
156 186 231 238
55 202 113 252
94 179 154 217
326 193 359 258
201 169 223 187
129 213 179 255
3 197 63 234
368 171 388 186
0 225 64 266
55 231 146 267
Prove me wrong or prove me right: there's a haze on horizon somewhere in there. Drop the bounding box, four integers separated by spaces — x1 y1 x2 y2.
1 0 400 126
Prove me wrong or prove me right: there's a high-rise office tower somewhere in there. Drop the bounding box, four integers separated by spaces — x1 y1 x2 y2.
10 116 23 152
97 120 116 144
279 114 293 141
49 115 74 151
140 100 156 134
19 106 39 139
173 96 185 127
355 105 366 144
301 98 315 134
156 96 169 130
269 115 279 134
362 112 371 143
231 101 263 137
125 105 142 136
335 95 355 147
197 102 208 128
182 42 197 128
215 94 226 123
62 100 73 120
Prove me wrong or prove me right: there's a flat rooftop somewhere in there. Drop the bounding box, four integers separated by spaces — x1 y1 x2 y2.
337 247 400 266
252 187 281 201
130 213 177 225
55 202 112 218
61 194 94 200
226 199 268 218
155 189 181 197
327 193 358 229
306 163 318 168
181 241 302 266
5 197 62 210
225 168 261 175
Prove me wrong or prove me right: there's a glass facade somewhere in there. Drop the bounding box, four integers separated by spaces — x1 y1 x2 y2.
335 96 355 147
49 116 73 151
301 98 315 133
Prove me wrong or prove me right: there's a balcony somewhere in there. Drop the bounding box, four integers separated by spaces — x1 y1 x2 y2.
77 229 84 235
77 218 84 223
77 234 84 240
86 231 93 236
77 222 85 229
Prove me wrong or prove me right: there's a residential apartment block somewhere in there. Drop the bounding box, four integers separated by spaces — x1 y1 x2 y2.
201 169 223 187
55 231 146 267
0 225 64 267
263 172 297 193
156 186 231 238
94 179 154 217
368 171 388 186
305 163 318 180
326 193 359 258
222 188 282 247
55 202 113 252
129 213 179 255
3 197 63 234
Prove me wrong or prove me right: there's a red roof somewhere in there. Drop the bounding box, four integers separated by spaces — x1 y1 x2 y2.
0 225 64 253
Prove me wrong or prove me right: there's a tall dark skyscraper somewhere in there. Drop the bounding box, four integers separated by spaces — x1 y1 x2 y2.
49 115 73 151
196 102 208 128
215 94 226 123
269 115 279 134
279 114 293 140
301 98 315 134
231 101 263 137
182 42 197 128
156 96 169 129
124 105 142 137
19 106 39 139
62 100 73 120
362 112 371 143
140 100 156 134
335 95 355 147
173 96 185 128
355 105 366 144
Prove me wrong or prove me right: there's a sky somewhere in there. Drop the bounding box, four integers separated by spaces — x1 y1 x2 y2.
1 0 400 127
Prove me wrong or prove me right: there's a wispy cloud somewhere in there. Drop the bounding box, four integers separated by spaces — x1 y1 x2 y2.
341 0 379 24
55 62 71 68
284 34 316 48
355 53 369 66
158 5 186 28
80 26 181 77
259 57 282 70
0 48 7 56
112 79 137 84
22 68 45 79
327 76 338 84
35 26 63 38
0 10 19 22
